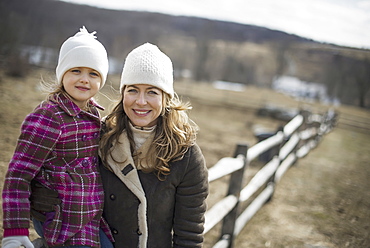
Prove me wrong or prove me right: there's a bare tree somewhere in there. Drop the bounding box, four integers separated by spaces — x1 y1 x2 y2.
351 58 370 108
271 41 292 77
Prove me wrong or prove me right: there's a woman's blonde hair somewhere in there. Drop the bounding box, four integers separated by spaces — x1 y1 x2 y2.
99 89 198 180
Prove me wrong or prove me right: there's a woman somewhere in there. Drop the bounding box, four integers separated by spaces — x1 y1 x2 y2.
31 43 209 248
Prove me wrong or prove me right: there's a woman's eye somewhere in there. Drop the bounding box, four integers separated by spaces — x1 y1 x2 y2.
148 90 159 95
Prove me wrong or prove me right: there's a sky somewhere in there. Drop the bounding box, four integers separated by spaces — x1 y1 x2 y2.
59 0 370 49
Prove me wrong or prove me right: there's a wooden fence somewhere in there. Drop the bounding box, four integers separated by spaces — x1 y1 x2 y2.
203 109 337 248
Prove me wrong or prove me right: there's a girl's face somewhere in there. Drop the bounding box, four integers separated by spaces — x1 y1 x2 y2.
62 67 101 109
123 84 163 128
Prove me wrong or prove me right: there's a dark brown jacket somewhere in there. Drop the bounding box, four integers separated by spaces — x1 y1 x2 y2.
99 134 209 248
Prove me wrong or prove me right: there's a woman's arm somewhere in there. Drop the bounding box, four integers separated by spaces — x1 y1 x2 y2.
172 144 209 247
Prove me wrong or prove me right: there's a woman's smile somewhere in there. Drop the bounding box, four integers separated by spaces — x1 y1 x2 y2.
134 109 151 115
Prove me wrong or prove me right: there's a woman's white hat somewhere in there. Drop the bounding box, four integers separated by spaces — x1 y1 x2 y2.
56 26 109 88
120 43 174 98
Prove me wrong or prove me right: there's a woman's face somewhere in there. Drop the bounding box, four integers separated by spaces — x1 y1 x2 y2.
123 84 163 127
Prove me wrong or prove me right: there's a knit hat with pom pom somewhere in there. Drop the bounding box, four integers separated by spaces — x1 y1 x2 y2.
120 43 174 98
56 26 109 88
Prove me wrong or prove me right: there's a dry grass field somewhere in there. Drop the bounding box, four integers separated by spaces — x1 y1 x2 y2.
0 68 369 247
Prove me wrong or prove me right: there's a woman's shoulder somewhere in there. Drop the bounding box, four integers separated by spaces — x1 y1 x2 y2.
187 143 203 157
172 143 208 186
175 143 205 169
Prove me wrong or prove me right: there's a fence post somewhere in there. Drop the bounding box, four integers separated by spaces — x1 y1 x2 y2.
299 109 311 130
297 109 311 151
265 126 284 203
220 143 248 248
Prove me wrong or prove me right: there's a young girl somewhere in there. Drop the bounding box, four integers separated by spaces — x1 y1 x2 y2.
2 26 113 248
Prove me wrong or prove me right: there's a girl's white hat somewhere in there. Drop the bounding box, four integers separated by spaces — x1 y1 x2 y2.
56 26 109 88
120 43 174 98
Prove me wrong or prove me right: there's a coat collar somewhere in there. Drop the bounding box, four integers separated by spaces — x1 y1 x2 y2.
51 93 104 117
107 129 155 172
103 130 149 248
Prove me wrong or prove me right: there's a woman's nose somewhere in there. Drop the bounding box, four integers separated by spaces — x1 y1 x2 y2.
136 93 147 105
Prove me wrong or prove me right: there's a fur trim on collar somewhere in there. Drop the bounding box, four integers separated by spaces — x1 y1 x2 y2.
104 131 149 248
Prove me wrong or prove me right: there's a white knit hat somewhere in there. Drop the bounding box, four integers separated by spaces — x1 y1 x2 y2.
56 26 109 88
120 43 174 98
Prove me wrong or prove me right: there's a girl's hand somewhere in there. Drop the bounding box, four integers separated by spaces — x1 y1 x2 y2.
30 180 61 222
1 236 34 248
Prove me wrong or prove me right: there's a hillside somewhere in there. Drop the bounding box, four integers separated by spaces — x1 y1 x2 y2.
1 0 370 108
1 0 312 52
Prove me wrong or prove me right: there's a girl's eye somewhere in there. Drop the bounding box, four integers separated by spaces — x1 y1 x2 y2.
71 69 81 73
90 72 99 77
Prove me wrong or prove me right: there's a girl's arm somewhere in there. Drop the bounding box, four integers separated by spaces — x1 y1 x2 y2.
2 107 60 235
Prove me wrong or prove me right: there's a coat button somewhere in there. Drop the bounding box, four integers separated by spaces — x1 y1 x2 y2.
137 229 142 236
112 229 118 235
82 159 89 167
92 157 97 163
93 132 99 139
110 194 116 200
82 135 87 141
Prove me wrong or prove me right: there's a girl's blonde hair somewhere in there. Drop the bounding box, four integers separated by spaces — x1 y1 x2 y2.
99 89 198 180
40 78 66 101
40 76 95 109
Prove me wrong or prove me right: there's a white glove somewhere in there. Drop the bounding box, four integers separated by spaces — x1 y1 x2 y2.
1 236 34 248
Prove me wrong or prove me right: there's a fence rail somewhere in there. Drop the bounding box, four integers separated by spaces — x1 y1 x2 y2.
204 109 337 248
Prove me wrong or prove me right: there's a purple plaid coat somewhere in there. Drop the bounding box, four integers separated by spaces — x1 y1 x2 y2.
2 93 112 247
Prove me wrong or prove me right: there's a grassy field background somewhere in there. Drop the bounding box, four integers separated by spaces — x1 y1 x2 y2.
0 68 369 247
